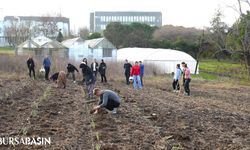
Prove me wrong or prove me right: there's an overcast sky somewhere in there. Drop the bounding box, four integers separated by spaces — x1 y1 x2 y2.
0 0 246 31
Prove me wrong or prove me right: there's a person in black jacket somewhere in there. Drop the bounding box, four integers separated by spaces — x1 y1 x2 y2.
124 59 132 85
66 63 79 82
99 59 107 83
80 62 96 98
27 55 35 79
80 58 88 83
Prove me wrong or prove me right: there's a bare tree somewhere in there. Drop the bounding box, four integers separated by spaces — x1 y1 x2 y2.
209 1 250 78
3 18 31 47
39 16 59 38
78 27 89 40
153 25 202 43
234 0 250 77
207 9 229 60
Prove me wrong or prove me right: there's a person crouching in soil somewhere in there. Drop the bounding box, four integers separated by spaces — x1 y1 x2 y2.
91 88 121 114
49 71 67 88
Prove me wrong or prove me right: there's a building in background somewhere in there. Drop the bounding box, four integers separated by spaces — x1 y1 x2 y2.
17 35 68 58
90 11 162 32
117 48 198 74
4 16 70 36
0 16 70 47
62 37 117 62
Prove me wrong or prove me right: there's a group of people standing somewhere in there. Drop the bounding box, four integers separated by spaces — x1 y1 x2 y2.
172 62 191 96
124 60 144 90
26 55 193 115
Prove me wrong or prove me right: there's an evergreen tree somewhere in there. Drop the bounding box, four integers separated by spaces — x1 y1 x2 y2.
56 29 64 42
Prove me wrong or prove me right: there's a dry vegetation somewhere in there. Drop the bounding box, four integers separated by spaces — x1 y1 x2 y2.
0 55 250 150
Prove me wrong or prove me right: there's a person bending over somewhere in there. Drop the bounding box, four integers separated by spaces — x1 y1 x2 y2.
92 88 121 114
49 71 66 88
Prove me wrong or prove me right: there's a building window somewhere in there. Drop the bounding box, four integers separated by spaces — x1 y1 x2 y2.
101 25 106 30
142 16 145 22
153 16 156 22
135 16 139 22
103 48 112 57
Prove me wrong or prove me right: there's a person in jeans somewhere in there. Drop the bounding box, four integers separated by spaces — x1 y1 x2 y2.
124 59 132 85
184 64 191 96
27 55 35 79
91 59 99 77
66 63 79 83
81 62 96 99
172 64 182 92
139 61 144 86
43 55 51 80
99 59 107 83
92 88 121 114
130 61 142 90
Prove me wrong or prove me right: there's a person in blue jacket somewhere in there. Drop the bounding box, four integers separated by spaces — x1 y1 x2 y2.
139 61 144 86
43 55 51 80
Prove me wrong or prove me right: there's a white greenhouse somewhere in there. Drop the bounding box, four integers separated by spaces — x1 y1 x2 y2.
62 37 117 62
117 48 198 74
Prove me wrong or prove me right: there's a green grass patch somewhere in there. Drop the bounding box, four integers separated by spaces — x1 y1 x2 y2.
0 47 15 55
199 59 248 80
192 72 218 80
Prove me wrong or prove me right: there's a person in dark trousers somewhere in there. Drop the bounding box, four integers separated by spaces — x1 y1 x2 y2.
66 63 79 83
183 64 191 96
27 55 35 79
80 58 88 83
91 59 99 77
172 64 182 92
99 59 107 83
43 55 51 80
139 61 144 86
80 62 96 98
181 62 186 86
92 88 121 114
124 59 132 85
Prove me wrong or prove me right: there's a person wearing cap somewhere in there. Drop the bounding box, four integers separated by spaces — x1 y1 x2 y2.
92 88 121 114
124 59 132 85
66 63 79 83
130 61 142 90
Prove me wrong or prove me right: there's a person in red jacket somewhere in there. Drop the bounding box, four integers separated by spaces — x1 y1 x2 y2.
130 61 142 90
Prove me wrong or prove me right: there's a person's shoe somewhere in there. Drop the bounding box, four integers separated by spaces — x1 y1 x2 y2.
111 108 117 114
73 81 76 83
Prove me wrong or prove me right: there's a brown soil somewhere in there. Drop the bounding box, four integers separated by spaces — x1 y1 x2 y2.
0 76 249 150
